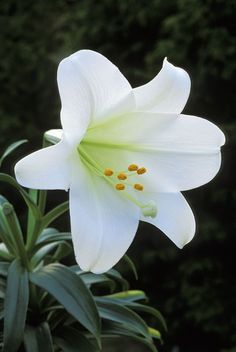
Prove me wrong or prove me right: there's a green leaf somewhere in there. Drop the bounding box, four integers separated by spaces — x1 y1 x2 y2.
24 323 53 352
38 227 60 240
54 327 98 352
29 264 101 343
0 196 17 254
0 200 29 269
0 277 6 298
148 327 161 340
0 173 40 218
106 269 129 291
0 244 13 261
51 241 72 261
41 201 69 228
79 272 115 291
3 259 29 352
30 243 59 268
0 262 9 276
101 291 167 334
30 233 72 259
124 302 167 333
105 290 147 302
0 140 28 167
102 322 157 352
123 254 138 280
0 298 4 319
96 298 151 341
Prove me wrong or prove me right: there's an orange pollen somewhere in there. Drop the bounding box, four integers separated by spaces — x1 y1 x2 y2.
117 173 127 180
137 167 147 175
128 164 139 171
134 183 144 191
115 183 125 190
104 168 114 176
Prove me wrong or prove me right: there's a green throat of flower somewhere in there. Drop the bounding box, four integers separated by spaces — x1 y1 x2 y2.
77 143 157 218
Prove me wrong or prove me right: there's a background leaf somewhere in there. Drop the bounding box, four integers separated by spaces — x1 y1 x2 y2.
24 323 54 352
29 264 101 343
0 140 27 167
96 298 151 341
54 327 98 352
3 259 29 352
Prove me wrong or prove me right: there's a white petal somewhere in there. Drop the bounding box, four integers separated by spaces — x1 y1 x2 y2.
69 159 139 274
141 192 196 248
58 50 135 141
15 140 71 190
57 55 92 143
84 112 225 191
133 58 191 113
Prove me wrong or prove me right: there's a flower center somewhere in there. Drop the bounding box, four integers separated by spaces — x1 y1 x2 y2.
78 145 157 218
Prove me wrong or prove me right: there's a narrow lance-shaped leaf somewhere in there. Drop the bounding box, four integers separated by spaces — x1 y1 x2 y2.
105 290 147 302
29 264 101 344
24 323 53 352
41 201 69 229
123 254 138 280
102 290 167 333
29 232 72 259
0 262 10 277
102 321 157 352
0 173 40 218
96 298 151 341
3 259 29 352
54 327 98 352
0 140 28 167
106 269 129 291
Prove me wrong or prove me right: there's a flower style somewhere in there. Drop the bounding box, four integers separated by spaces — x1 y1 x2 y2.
15 50 225 273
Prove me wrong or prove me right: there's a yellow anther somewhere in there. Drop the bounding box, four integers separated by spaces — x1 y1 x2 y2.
134 183 144 191
117 173 127 180
116 183 125 190
137 167 147 175
128 164 139 171
104 168 114 176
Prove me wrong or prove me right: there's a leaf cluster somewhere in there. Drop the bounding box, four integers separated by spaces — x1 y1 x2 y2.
0 142 166 352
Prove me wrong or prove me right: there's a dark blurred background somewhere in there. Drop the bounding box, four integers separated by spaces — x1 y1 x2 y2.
0 1 235 351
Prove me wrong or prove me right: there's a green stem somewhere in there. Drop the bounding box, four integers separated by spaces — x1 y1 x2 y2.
27 189 38 238
26 219 42 252
26 134 50 252
38 190 47 215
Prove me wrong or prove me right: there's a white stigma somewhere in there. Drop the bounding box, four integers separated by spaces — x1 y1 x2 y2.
141 201 157 218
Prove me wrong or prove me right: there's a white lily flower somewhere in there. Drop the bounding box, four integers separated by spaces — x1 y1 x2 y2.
15 50 225 274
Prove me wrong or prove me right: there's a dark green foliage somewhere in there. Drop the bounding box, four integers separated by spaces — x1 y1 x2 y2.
0 163 164 352
0 0 235 351
30 264 101 341
3 259 29 352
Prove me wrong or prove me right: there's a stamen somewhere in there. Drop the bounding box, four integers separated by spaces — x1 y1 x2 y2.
137 167 147 175
134 183 144 191
78 147 153 214
117 173 127 180
116 183 125 191
128 164 138 171
104 168 113 176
